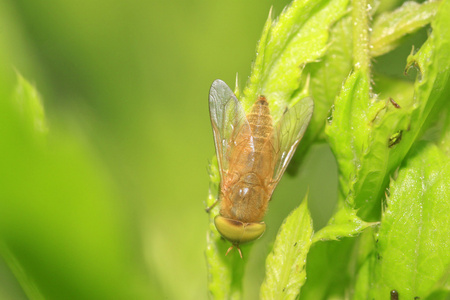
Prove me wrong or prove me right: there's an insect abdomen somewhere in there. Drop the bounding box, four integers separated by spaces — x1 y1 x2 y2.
221 96 274 222
245 96 273 174
227 96 274 175
247 96 273 146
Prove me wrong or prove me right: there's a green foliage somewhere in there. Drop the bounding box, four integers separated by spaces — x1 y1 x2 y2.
1 0 450 298
260 196 312 300
362 142 450 299
13 74 48 137
206 0 450 299
300 238 356 299
241 0 349 122
0 76 151 299
290 15 353 170
312 204 376 242
371 1 440 57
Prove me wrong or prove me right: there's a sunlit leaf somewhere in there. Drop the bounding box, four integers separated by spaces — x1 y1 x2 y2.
312 204 376 243
368 142 450 299
325 0 450 222
371 1 440 57
289 16 353 172
260 196 313 300
13 73 47 136
242 0 349 122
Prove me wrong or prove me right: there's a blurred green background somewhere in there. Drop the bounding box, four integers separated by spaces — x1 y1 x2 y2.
0 0 339 299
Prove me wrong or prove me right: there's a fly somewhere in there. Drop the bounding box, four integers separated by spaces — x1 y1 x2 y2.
208 79 313 257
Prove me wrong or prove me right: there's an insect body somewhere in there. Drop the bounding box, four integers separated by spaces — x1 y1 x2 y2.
209 79 313 256
390 290 399 300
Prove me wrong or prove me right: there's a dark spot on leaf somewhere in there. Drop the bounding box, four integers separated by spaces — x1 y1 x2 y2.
414 297 420 300
389 97 401 109
283 287 286 292
327 110 333 124
388 131 403 147
390 290 399 300
294 242 297 247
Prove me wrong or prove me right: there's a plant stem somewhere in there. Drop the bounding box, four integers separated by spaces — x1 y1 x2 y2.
352 0 371 74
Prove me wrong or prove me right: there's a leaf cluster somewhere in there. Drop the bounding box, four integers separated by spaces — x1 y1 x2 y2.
206 0 450 299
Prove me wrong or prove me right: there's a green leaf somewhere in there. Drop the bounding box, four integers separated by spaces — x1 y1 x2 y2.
424 290 450 300
240 7 273 113
371 1 440 57
351 0 371 72
367 142 450 299
373 75 415 103
0 243 45 300
352 227 378 299
0 83 151 299
312 204 376 243
353 0 450 218
13 73 48 137
260 195 313 300
326 0 450 221
299 239 355 299
439 106 450 155
241 0 349 122
305 15 353 141
325 69 376 203
289 16 353 172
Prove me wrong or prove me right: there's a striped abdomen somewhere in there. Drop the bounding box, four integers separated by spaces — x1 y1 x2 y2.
220 96 275 222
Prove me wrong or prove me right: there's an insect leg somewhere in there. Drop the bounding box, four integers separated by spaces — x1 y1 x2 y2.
225 244 243 259
205 198 219 213
236 246 243 259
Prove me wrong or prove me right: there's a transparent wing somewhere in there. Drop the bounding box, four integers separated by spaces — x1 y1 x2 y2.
272 97 314 183
209 79 250 178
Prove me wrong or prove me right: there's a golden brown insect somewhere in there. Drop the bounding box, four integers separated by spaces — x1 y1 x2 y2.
208 79 314 257
389 97 401 109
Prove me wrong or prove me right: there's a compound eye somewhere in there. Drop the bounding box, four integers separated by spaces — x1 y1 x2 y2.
214 216 266 244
